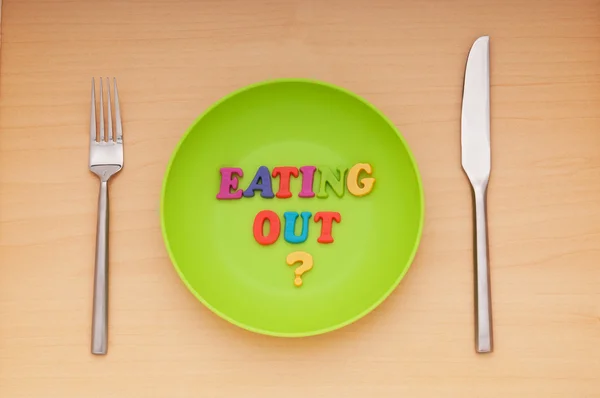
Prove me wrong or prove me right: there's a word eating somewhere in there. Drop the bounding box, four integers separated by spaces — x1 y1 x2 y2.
216 163 375 200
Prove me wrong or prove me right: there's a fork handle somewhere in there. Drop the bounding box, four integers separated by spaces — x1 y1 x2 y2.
473 184 493 353
92 180 109 355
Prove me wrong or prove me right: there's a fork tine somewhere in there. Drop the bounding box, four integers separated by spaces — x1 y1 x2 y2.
114 78 123 143
99 78 105 142
107 78 113 142
90 78 97 142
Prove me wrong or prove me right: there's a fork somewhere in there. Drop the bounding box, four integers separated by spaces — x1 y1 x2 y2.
89 77 123 355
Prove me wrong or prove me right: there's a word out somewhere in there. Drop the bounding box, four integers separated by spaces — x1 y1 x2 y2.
253 210 341 245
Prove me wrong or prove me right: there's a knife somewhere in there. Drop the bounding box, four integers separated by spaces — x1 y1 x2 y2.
461 36 493 353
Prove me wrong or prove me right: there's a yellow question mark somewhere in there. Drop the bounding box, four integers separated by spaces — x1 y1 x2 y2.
286 251 314 287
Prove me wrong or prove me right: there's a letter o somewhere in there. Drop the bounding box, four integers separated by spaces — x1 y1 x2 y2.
253 210 281 245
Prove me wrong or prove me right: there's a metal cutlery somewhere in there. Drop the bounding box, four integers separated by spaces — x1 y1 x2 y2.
460 36 493 353
89 77 124 355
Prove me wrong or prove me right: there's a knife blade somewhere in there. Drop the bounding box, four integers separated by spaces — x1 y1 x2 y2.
461 35 493 353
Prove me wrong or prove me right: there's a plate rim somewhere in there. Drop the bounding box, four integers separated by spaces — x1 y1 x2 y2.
160 77 425 337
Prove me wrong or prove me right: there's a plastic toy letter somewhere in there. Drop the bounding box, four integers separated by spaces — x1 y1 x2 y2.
253 210 281 245
298 166 316 198
347 163 375 196
314 211 341 243
317 167 347 198
216 168 244 199
272 167 299 199
283 211 312 244
243 166 275 198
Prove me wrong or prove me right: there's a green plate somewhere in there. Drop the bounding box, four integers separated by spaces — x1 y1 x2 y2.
160 79 424 337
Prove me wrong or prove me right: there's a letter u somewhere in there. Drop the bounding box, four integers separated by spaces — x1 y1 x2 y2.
283 212 312 243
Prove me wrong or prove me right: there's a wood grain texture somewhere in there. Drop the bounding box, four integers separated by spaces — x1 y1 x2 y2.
0 0 599 396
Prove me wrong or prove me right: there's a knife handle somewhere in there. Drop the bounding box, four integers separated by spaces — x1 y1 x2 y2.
473 184 493 353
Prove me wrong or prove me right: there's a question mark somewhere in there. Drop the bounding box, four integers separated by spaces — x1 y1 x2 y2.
286 251 313 287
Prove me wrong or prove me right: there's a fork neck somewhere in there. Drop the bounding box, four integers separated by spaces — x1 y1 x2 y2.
91 165 121 182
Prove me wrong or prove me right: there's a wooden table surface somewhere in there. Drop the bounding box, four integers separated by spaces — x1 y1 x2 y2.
0 0 599 396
